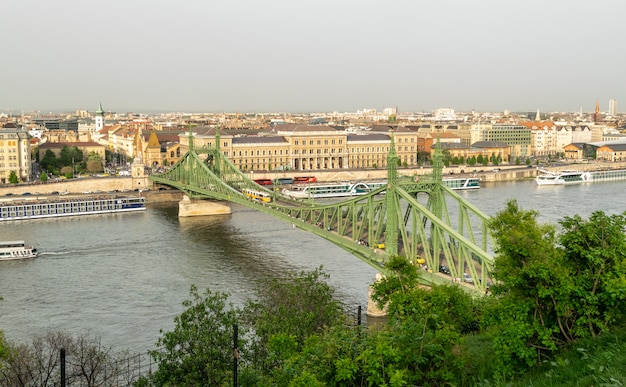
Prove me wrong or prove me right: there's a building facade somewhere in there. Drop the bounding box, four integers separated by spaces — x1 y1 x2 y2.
0 125 32 183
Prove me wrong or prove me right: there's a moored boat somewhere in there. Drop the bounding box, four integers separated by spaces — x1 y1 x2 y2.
0 240 38 261
0 196 146 222
442 177 481 190
536 170 592 185
281 181 387 199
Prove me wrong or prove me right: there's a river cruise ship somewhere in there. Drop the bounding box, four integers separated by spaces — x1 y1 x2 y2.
0 196 146 222
587 168 626 183
442 177 481 190
0 240 38 260
536 170 592 185
281 181 387 199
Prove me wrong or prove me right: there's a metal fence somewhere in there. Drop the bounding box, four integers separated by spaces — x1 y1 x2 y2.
0 351 156 387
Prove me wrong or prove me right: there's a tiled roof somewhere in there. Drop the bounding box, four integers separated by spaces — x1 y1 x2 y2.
232 136 287 144
471 141 508 148
273 124 342 133
347 133 390 142
600 143 626 151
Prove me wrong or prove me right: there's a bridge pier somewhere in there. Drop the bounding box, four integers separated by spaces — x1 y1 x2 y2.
366 273 388 317
178 195 232 217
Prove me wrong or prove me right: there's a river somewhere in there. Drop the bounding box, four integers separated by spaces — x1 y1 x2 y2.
0 179 624 353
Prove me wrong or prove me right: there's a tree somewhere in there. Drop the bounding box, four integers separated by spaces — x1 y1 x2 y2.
365 256 479 385
558 211 626 338
8 171 18 184
485 201 626 376
39 171 48 182
59 146 83 168
485 200 562 372
0 331 132 387
40 149 58 173
147 285 243 386
417 151 430 166
244 267 343 343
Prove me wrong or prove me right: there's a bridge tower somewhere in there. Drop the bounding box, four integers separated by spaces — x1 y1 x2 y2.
384 132 399 256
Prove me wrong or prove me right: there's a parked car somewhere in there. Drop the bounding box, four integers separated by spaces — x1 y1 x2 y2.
463 273 474 283
439 265 451 275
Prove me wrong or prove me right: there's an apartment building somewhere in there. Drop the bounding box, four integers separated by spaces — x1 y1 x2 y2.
0 124 32 183
481 124 531 158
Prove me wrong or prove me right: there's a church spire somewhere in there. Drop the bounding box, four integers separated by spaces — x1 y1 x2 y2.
594 99 601 123
95 102 105 132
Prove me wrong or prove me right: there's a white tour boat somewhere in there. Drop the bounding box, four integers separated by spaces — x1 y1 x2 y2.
281 181 387 199
442 177 481 190
535 170 592 185
0 240 38 261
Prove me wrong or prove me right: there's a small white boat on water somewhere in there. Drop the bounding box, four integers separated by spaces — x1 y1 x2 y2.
0 240 38 261
535 170 592 185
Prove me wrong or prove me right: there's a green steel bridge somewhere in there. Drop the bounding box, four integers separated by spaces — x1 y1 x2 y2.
150 130 495 292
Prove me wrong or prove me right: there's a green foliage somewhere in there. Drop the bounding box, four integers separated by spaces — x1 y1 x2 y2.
0 331 5 362
243 267 344 377
87 151 101 161
40 149 58 172
8 171 18 184
525 157 531 165
148 285 243 386
59 146 83 167
417 150 430 166
485 201 626 377
503 319 626 386
39 171 48 182
485 200 563 372
558 211 626 338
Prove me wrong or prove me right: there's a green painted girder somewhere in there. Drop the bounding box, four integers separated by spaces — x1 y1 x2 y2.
151 147 495 292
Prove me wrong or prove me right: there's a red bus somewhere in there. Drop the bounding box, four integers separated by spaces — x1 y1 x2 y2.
293 176 317 184
253 179 273 186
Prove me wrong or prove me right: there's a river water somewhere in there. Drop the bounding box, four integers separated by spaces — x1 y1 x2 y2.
1 180 625 353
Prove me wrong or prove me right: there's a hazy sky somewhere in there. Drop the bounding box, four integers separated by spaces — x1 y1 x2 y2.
2 0 624 114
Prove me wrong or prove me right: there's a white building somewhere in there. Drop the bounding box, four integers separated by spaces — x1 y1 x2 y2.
609 99 618 117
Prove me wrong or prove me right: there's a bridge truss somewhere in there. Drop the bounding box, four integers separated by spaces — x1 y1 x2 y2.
150 130 494 292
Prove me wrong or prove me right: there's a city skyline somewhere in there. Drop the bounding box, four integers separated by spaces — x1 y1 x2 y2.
2 0 625 114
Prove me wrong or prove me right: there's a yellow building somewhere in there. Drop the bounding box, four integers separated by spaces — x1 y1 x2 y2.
0 124 32 183
596 143 626 161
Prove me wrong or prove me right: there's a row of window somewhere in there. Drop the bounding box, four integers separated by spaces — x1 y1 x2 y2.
293 139 342 145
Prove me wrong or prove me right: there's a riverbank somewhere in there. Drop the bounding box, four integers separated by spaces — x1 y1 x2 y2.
2 161 626 202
